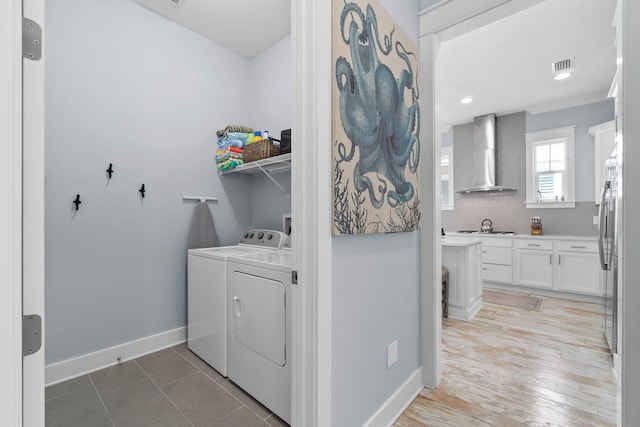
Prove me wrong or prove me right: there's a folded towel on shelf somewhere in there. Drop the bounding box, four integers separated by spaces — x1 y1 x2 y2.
217 133 252 151
216 158 243 171
216 152 243 163
216 125 254 139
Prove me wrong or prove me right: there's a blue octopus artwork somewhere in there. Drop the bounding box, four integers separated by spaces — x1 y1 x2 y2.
332 0 420 235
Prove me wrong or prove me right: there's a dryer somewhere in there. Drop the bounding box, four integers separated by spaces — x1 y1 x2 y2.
226 242 293 424
187 229 287 376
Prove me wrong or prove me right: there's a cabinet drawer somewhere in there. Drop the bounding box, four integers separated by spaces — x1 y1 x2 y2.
481 264 512 284
482 246 512 265
556 241 598 253
481 238 512 248
514 239 553 250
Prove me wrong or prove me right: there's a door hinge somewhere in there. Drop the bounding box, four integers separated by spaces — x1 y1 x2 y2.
22 17 42 61
291 270 298 285
23 314 42 357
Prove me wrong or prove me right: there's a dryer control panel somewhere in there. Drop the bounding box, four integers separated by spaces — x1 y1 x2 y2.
239 229 288 249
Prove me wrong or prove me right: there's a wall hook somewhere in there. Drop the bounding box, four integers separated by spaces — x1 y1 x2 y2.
73 194 82 211
106 163 114 179
139 184 146 198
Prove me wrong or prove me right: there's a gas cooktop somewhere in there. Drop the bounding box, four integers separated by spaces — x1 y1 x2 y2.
457 230 517 235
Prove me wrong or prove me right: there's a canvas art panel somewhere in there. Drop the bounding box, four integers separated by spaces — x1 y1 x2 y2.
332 0 421 235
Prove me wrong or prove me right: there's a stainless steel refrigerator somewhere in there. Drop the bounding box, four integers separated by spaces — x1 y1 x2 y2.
599 149 618 355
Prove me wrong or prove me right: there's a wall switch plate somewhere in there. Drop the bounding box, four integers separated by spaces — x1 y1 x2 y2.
387 340 398 368
594 215 599 225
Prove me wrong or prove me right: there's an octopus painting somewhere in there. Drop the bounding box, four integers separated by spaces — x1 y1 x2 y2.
332 0 420 235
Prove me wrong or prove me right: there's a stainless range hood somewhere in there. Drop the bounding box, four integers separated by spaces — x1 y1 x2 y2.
456 113 516 193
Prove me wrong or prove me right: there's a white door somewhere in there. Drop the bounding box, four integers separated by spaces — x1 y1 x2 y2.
0 0 25 425
23 0 46 424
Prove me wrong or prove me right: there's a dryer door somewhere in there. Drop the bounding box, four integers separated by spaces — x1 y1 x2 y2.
230 271 286 366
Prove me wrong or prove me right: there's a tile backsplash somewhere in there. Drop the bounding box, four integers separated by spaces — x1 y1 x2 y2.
442 110 601 236
442 193 598 235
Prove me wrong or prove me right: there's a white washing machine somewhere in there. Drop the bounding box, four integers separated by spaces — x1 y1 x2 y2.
187 229 287 376
226 241 293 424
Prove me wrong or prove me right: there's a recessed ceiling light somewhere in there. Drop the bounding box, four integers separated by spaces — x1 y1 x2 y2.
552 58 574 81
554 72 572 80
460 97 474 104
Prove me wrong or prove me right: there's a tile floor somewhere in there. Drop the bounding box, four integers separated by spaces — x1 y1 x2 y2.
45 343 288 427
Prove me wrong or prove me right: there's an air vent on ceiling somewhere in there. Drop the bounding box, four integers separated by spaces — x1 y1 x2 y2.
552 58 574 73
169 0 186 5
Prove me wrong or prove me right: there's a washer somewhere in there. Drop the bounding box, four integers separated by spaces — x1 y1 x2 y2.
187 229 287 376
226 239 292 424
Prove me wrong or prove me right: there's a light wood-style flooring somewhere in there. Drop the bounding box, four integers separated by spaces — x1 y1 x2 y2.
396 290 620 426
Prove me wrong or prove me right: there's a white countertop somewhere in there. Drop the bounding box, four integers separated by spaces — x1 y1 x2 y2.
441 236 483 247
445 232 597 242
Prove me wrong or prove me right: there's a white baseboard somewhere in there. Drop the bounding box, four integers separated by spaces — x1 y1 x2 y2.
613 353 621 381
484 283 602 304
45 327 186 386
448 298 483 322
363 367 424 427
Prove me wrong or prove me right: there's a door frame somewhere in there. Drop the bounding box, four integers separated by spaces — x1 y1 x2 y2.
418 0 542 390
291 0 332 425
421 1 640 425
0 0 24 424
8 0 329 426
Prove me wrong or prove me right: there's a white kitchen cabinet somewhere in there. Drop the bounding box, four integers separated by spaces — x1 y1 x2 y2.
481 238 512 284
556 241 601 295
451 233 601 300
442 237 482 321
514 245 553 289
513 238 600 295
590 120 616 203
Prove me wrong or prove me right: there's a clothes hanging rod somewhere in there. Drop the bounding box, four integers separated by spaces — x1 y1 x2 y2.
182 196 219 203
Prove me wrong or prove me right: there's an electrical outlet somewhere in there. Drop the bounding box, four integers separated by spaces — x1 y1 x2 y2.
387 340 398 368
594 215 599 225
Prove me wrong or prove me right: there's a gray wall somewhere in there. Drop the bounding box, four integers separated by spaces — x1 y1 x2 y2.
419 0 442 12
442 101 614 236
526 100 614 202
248 36 292 231
45 0 288 364
331 1 421 425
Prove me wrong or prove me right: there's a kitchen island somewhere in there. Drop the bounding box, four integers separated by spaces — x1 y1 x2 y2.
441 236 483 321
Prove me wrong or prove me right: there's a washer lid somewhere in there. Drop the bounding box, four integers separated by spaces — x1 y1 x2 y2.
188 246 272 260
229 250 292 271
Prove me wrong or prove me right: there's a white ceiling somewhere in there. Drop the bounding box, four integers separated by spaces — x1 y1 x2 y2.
132 0 616 126
132 0 291 59
435 0 617 128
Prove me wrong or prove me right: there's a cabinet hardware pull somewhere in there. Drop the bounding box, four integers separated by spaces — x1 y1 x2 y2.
571 245 586 249
482 267 488 270
549 254 552 265
558 254 561 265
528 243 541 247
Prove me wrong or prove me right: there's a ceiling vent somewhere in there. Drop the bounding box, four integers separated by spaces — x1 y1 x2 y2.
169 0 186 6
552 58 574 73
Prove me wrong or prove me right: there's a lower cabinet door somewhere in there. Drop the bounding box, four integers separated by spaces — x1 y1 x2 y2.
556 251 601 295
482 264 512 284
514 249 553 289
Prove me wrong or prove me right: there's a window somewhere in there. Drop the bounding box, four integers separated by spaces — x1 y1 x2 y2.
441 146 454 210
525 126 576 208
